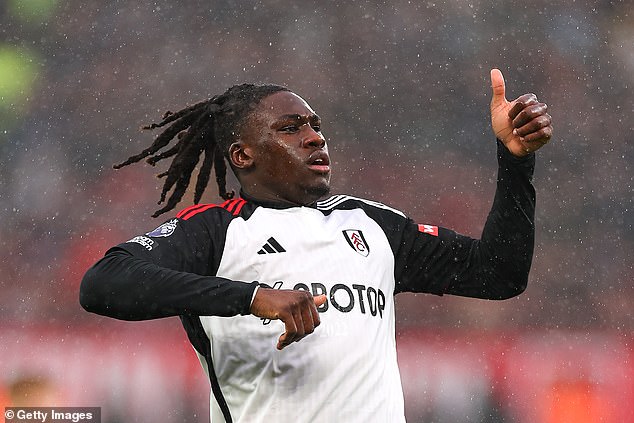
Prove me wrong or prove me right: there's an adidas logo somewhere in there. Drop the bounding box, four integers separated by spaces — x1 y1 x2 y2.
257 237 286 255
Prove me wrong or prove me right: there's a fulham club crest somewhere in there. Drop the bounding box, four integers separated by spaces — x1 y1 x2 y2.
343 229 370 257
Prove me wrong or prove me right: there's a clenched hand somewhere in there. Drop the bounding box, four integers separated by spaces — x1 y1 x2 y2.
250 287 327 350
490 68 553 157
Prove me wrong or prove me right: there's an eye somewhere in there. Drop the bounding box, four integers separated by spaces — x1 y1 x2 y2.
280 125 299 133
312 124 321 132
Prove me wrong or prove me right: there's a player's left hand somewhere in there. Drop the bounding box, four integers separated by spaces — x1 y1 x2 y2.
490 69 553 157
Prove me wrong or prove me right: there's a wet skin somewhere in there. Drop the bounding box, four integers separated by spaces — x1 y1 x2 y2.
229 91 332 206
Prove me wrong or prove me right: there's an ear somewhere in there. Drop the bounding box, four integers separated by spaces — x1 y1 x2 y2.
228 141 254 170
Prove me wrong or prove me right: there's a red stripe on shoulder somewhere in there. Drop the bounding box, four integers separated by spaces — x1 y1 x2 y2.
177 200 231 220
224 199 240 212
232 199 246 216
176 204 205 219
178 204 218 220
177 199 248 220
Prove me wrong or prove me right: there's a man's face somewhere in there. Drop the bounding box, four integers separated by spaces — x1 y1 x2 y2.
236 91 331 205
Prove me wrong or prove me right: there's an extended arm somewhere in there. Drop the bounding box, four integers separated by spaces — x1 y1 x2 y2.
80 248 257 320
79 213 325 349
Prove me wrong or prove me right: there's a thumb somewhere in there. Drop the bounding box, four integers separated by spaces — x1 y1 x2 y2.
313 294 327 307
490 68 507 107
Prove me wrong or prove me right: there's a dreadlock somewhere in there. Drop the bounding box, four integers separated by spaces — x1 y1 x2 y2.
114 84 290 217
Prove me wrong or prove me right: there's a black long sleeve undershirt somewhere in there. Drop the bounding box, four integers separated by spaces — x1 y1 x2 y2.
80 251 257 320
442 141 536 299
393 140 535 299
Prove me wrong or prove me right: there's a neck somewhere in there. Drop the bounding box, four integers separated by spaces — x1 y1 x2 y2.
239 188 323 208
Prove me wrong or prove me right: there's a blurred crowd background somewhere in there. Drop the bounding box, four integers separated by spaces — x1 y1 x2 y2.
1 0 632 422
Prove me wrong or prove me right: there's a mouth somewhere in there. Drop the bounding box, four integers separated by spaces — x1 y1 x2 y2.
307 151 331 174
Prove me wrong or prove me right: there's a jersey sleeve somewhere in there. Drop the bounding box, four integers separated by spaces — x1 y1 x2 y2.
80 210 258 320
393 140 536 299
114 214 215 274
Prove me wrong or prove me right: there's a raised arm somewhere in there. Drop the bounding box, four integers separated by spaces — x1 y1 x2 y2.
394 69 552 299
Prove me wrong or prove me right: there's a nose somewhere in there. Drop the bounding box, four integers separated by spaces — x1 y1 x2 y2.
302 126 326 149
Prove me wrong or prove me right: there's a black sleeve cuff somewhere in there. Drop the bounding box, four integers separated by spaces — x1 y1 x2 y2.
496 139 535 164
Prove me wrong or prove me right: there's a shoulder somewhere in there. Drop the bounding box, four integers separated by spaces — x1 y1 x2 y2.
316 194 406 218
175 198 249 221
140 199 251 246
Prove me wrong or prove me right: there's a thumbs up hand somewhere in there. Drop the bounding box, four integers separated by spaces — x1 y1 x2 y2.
490 69 553 157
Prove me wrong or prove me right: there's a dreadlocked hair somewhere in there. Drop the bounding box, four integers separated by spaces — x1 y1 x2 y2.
114 83 290 217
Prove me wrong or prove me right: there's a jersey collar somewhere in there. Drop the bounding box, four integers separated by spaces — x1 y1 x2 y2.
239 190 318 210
